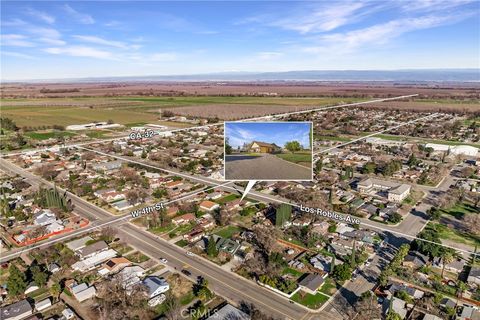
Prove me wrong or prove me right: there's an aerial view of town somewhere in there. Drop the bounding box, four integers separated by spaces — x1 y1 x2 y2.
0 1 479 320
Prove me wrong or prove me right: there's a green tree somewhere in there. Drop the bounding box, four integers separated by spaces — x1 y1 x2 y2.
275 204 292 227
7 264 27 297
31 265 48 287
332 263 352 281
50 282 62 301
440 249 455 278
284 141 301 154
225 138 233 155
362 162 376 174
206 235 218 257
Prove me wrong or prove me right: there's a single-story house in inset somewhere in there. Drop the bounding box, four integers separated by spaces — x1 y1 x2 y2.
0 299 32 320
111 200 134 211
199 200 219 212
298 273 325 294
165 180 183 189
141 276 170 298
249 141 281 153
34 298 51 312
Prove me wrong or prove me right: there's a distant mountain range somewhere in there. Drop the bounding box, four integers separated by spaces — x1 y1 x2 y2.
6 69 479 83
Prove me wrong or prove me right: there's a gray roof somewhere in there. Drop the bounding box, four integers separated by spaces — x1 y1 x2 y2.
1 299 32 320
76 241 108 258
206 304 250 320
298 273 325 292
469 266 480 278
66 236 93 251
389 184 411 195
141 276 169 297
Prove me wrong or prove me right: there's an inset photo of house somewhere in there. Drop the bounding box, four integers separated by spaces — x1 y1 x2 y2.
224 122 313 180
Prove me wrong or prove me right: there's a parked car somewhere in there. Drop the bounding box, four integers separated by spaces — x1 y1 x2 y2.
181 269 192 276
186 251 194 256
160 258 168 264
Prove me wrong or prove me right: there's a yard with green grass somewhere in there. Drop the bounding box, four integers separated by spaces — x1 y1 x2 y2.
215 194 240 204
429 222 480 247
291 291 329 309
215 225 242 238
275 152 312 166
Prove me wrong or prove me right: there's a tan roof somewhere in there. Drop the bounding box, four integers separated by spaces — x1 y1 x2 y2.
251 141 278 148
200 200 218 209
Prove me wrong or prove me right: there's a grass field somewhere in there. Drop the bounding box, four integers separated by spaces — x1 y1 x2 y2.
215 194 239 204
291 291 329 309
440 202 478 219
429 222 480 247
276 152 312 164
0 96 357 127
215 225 242 238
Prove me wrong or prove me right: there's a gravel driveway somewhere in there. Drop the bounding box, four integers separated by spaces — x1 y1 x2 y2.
225 154 312 180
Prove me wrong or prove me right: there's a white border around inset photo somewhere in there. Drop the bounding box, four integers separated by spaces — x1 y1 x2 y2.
223 121 314 181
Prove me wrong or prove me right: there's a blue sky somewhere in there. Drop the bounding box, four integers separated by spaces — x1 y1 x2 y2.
226 122 311 149
1 1 479 80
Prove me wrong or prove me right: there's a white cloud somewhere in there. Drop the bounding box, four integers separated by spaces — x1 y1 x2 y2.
38 38 66 46
28 26 61 40
303 14 472 53
1 51 35 59
64 4 95 24
73 35 128 49
272 2 367 33
1 34 35 47
44 46 113 59
25 8 55 24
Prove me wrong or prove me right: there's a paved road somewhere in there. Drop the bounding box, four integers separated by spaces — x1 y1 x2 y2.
0 159 315 319
225 154 312 180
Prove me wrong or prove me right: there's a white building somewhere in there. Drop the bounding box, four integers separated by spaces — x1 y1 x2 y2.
425 143 478 157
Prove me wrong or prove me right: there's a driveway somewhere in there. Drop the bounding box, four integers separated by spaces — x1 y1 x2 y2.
225 154 312 180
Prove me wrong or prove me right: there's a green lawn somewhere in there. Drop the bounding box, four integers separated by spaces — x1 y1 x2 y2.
25 131 76 140
440 202 478 219
215 225 242 238
291 291 329 309
149 223 175 235
110 242 133 255
314 135 351 142
282 267 304 278
275 153 312 164
175 239 189 247
215 194 239 204
318 277 337 296
430 222 480 247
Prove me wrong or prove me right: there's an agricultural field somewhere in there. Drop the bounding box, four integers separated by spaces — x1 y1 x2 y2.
0 96 360 127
